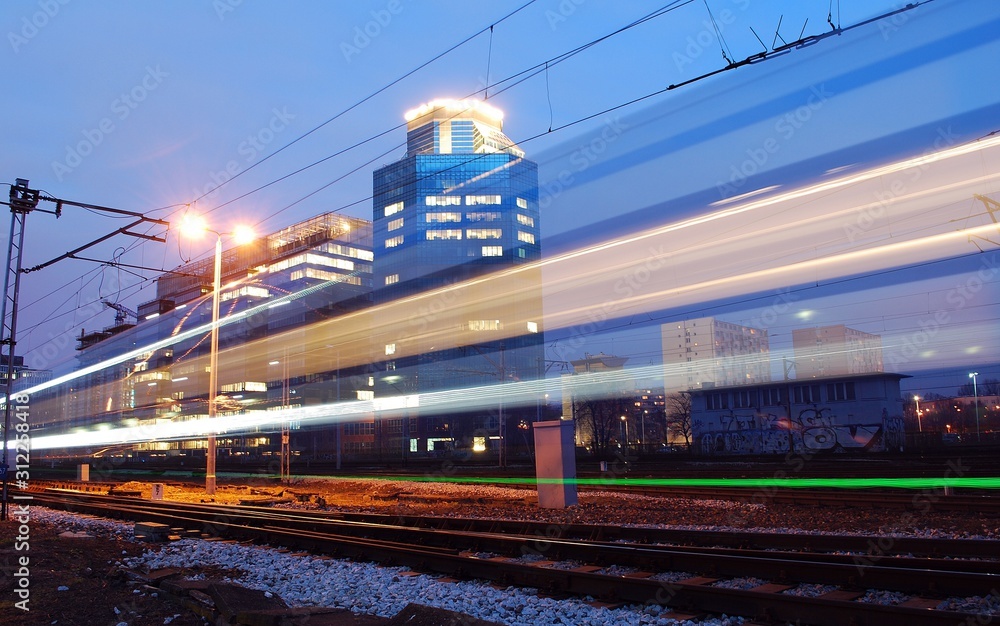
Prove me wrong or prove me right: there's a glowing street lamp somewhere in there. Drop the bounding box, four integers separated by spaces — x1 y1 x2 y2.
620 414 628 450
913 395 922 433
180 214 254 495
969 372 981 443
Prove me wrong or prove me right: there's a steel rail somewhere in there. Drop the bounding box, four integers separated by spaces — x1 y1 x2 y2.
31 491 1000 612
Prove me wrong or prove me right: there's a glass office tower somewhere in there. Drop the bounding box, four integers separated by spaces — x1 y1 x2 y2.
371 99 544 461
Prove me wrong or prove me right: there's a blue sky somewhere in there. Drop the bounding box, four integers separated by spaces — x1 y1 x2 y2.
2 0 997 397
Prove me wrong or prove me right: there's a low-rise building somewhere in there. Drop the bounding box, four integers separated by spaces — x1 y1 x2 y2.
688 372 907 455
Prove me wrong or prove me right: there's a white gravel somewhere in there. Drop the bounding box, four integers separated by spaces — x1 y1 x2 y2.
32 507 743 626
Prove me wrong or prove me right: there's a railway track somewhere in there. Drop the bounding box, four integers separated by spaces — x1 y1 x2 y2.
33 474 1000 515
29 488 1000 625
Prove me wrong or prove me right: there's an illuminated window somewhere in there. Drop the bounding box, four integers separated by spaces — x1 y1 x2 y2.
290 269 362 285
221 381 264 393
357 390 374 401
384 201 404 216
385 343 396 355
466 195 501 205
385 235 404 248
517 231 535 244
426 212 461 222
516 214 534 227
482 246 503 257
317 242 373 261
467 228 502 239
388 217 403 231
426 229 462 240
466 212 500 221
221 285 270 302
425 195 461 206
385 274 399 285
467 320 501 331
526 321 539 333
516 197 528 209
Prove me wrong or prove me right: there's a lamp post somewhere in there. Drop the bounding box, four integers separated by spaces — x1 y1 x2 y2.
970 372 980 443
180 215 253 495
620 414 628 451
914 395 922 433
641 409 647 452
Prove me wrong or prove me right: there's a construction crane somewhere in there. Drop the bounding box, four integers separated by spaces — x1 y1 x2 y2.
101 299 138 327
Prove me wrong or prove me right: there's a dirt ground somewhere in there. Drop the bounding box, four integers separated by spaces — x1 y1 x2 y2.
0 517 216 626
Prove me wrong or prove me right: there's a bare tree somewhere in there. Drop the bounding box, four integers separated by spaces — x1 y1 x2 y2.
958 378 999 397
664 391 692 448
574 393 634 455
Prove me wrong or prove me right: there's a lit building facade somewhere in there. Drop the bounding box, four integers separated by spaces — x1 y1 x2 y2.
661 317 771 393
33 213 375 461
371 99 544 459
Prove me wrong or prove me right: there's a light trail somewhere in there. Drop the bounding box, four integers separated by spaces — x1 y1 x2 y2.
13 133 1000 445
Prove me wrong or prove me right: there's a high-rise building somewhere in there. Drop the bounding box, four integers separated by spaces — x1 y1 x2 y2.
792 324 883 378
661 317 771 393
371 98 544 459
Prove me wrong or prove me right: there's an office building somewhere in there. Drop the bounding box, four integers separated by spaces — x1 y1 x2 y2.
371 98 544 459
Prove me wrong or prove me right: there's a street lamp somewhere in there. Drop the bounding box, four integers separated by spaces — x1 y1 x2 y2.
913 395 922 433
180 215 254 495
969 372 981 443
620 414 628 450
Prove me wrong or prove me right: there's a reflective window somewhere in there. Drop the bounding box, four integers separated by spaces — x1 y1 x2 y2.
467 229 502 239
426 212 461 222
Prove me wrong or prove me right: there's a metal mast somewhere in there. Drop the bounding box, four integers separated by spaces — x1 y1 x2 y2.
1 179 39 520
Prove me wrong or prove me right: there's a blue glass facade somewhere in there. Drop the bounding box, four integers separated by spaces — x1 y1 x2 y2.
371 101 545 458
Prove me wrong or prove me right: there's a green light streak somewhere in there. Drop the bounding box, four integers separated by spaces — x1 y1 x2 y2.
342 475 1000 490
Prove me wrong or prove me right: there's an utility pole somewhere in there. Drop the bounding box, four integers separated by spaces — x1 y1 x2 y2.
0 180 38 521
0 179 168 520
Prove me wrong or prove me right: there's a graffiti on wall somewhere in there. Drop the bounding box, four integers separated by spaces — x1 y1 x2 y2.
699 406 905 455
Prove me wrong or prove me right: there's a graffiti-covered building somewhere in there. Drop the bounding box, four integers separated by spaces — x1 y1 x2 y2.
689 372 907 455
